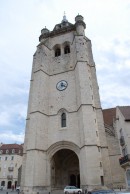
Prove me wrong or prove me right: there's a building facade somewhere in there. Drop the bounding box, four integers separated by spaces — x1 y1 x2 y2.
0 144 23 190
103 106 130 190
116 106 130 189
21 14 113 194
103 108 126 190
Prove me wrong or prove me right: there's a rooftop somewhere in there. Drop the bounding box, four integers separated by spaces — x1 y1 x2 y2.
39 14 86 41
118 106 130 121
102 108 116 126
0 143 23 155
102 106 130 126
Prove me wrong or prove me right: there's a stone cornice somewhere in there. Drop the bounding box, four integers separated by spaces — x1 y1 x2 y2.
25 144 108 153
39 25 76 41
80 144 108 149
32 60 95 77
26 104 101 120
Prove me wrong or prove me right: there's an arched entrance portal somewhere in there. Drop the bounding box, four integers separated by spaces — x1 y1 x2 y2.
51 149 80 190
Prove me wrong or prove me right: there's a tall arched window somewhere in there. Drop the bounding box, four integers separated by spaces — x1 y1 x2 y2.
64 45 70 54
55 48 61 57
61 113 66 127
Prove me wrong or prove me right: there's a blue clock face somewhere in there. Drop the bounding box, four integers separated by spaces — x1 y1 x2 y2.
56 80 68 91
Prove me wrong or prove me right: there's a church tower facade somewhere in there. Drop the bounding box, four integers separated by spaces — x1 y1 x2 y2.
21 15 112 194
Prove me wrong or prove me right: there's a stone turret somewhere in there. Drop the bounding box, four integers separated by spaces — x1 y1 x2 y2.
75 14 86 35
41 27 49 35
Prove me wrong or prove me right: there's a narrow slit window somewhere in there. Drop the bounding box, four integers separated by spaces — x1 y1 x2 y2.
55 48 61 57
100 176 104 186
64 45 70 54
61 113 66 127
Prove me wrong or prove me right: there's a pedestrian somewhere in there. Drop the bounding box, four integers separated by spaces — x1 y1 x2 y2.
12 185 14 191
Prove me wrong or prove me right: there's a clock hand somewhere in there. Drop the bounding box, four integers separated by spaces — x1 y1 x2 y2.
61 82 65 87
61 82 67 87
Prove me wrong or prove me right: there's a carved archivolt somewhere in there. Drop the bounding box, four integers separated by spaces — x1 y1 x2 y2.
47 141 80 160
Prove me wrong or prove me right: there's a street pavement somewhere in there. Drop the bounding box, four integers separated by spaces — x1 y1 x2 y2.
0 190 19 194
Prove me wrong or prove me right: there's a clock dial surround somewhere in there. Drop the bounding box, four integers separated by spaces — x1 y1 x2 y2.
56 80 68 91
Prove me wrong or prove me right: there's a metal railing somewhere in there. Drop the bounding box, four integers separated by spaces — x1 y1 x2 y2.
7 175 13 179
8 167 14 171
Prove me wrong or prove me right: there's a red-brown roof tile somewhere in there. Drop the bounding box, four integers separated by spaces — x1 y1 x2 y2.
102 108 116 126
0 143 23 155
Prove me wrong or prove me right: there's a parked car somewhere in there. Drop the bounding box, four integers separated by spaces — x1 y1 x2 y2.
16 186 20 192
88 190 116 194
0 186 4 190
116 191 130 194
64 186 82 194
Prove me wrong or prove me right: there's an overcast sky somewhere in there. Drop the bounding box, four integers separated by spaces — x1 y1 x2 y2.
0 0 130 144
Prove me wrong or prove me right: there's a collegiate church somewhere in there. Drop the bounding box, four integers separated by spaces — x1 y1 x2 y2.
21 15 130 194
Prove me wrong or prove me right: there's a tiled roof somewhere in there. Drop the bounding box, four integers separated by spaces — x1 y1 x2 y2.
0 143 23 155
118 106 130 121
102 106 130 126
0 144 22 149
102 108 116 126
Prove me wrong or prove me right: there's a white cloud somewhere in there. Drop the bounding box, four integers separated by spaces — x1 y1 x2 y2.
0 131 24 144
0 0 130 143
0 111 11 126
93 35 130 108
0 103 27 128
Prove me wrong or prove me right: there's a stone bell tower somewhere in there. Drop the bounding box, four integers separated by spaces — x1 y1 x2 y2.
21 15 112 194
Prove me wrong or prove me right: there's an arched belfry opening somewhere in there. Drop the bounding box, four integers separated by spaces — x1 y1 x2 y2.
51 149 80 190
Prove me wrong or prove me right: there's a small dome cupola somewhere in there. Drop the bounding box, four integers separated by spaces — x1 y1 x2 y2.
53 12 74 31
41 26 49 35
75 14 86 35
39 26 50 41
75 14 84 22
61 12 68 23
